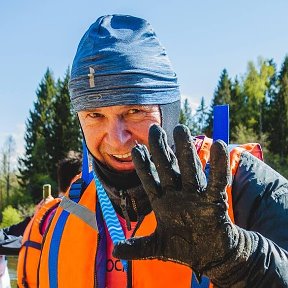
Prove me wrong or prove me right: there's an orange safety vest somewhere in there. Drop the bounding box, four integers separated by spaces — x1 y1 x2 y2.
17 197 61 288
29 138 264 288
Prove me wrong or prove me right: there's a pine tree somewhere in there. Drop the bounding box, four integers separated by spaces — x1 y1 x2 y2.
46 69 82 182
192 97 209 135
18 68 56 201
18 68 83 201
230 77 247 141
206 69 232 137
212 69 232 105
179 98 193 129
1 136 16 205
268 56 288 159
262 59 277 133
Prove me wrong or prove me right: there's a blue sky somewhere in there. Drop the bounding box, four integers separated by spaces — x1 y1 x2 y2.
1 0 288 164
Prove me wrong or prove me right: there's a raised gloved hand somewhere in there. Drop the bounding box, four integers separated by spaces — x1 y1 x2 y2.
113 124 241 276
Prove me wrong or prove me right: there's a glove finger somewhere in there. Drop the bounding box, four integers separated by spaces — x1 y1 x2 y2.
132 143 162 200
149 125 180 189
113 234 158 260
173 125 206 191
206 140 230 202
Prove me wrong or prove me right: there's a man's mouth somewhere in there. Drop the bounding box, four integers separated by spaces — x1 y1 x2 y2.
111 152 132 162
112 152 131 159
103 152 135 171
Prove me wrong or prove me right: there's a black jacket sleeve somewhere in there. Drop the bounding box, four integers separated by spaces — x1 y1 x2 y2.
233 152 288 251
2 216 31 237
0 216 31 255
221 151 288 287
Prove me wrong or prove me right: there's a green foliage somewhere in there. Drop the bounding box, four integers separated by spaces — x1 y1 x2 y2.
212 69 232 104
0 205 22 228
242 58 275 136
267 56 288 158
18 69 56 191
191 97 209 135
16 203 35 219
231 124 270 154
229 77 247 141
13 56 288 205
46 69 82 181
231 124 258 144
265 154 288 179
243 58 274 105
180 97 209 136
9 192 34 216
179 98 192 128
179 56 288 177
17 68 82 202
28 174 57 203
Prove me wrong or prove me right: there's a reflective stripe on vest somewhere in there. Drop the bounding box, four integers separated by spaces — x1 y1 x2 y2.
59 196 98 231
48 176 94 288
39 179 98 288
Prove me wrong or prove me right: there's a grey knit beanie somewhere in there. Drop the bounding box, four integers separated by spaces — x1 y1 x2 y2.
69 14 180 111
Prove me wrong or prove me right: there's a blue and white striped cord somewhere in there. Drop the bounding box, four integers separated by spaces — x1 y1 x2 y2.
93 171 128 271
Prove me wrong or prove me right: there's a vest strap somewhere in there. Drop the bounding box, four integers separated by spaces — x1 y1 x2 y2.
49 210 69 288
59 196 98 231
82 140 90 186
22 240 42 250
93 169 128 271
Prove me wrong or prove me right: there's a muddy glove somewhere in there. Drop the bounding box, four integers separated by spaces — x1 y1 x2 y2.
113 124 246 277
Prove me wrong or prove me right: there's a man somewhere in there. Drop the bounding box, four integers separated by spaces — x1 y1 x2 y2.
57 151 82 197
0 255 10 288
0 217 31 256
37 15 288 287
16 151 82 288
0 151 82 255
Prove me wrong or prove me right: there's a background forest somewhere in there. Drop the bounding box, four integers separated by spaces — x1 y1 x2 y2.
1 56 288 225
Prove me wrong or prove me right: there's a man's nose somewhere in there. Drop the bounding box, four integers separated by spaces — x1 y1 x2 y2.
105 118 132 146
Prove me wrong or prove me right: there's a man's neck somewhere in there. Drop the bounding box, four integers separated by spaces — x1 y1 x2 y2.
93 159 141 190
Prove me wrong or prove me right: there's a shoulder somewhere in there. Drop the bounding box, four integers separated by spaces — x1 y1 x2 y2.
232 152 288 250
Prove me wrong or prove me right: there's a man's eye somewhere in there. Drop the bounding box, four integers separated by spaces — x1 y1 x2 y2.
88 112 104 118
127 109 141 114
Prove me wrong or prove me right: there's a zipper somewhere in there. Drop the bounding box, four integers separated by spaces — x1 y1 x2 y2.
119 190 131 231
94 198 103 288
126 215 145 288
127 260 132 288
94 233 100 288
131 197 138 216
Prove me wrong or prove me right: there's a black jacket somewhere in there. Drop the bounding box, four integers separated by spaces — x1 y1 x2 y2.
0 217 31 255
213 151 288 287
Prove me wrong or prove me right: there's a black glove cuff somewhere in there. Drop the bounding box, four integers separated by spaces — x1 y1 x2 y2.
205 227 259 287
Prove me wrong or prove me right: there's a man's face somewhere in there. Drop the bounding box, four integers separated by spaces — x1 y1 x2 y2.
78 105 161 172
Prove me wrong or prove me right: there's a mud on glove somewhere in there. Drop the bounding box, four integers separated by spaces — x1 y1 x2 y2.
113 124 249 277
